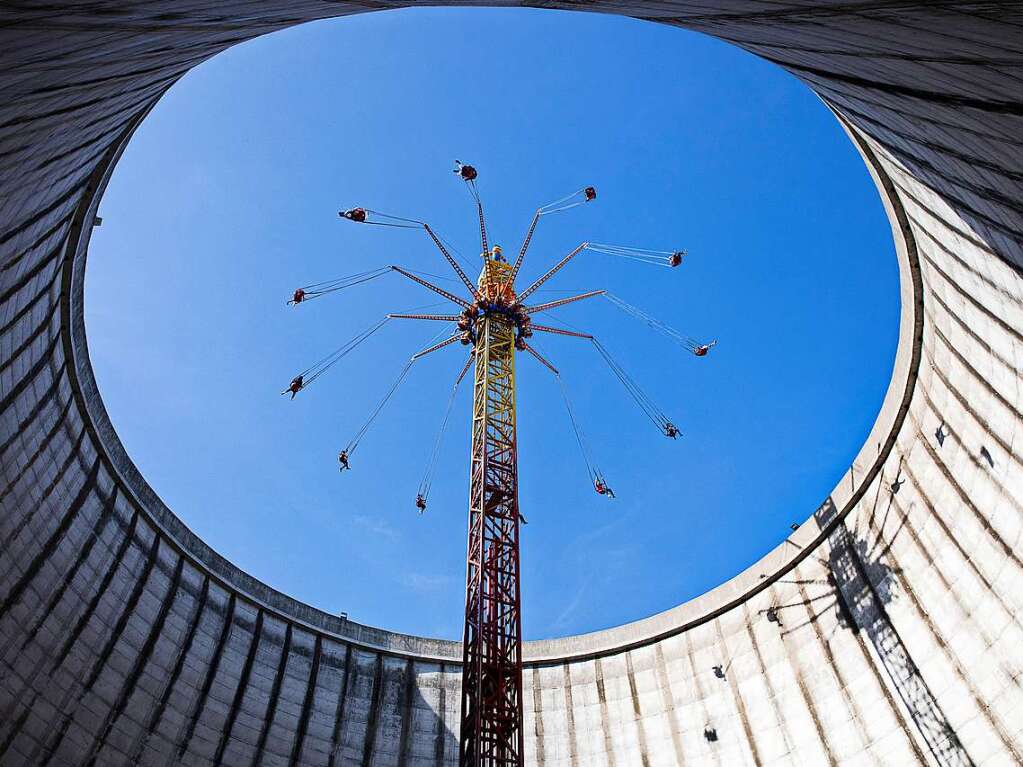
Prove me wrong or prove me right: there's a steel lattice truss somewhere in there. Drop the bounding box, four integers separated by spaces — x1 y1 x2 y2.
463 302 523 765
284 163 714 766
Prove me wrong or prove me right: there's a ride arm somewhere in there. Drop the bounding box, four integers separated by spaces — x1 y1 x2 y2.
475 198 488 258
411 334 462 361
521 343 560 376
455 353 473 385
390 266 472 309
509 209 540 285
422 224 478 297
388 313 462 322
516 243 588 301
525 290 606 314
529 324 593 340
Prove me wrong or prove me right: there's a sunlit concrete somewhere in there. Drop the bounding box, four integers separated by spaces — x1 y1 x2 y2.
1 2 1022 764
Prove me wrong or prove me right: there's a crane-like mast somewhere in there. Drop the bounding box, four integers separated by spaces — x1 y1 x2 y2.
285 163 714 766
462 254 524 764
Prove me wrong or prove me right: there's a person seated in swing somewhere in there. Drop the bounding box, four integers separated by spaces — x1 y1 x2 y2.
338 450 350 472
594 478 615 499
668 250 684 268
664 422 680 439
282 375 303 399
340 207 367 222
584 186 597 201
454 161 477 181
288 288 306 306
415 494 427 514
694 340 717 357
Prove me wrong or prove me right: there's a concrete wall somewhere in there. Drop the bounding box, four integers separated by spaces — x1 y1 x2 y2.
1 2 1022 764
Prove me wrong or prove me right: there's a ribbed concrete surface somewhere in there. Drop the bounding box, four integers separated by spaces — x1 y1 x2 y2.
1 2 1022 765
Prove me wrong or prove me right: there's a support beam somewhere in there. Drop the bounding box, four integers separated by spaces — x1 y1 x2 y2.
388 313 462 322
508 210 540 285
525 290 605 315
455 353 473 386
423 224 478 296
521 343 559 375
529 324 593 340
391 266 472 309
412 335 461 361
516 243 587 301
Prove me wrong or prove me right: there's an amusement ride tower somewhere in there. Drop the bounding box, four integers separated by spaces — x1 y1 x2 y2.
285 163 707 765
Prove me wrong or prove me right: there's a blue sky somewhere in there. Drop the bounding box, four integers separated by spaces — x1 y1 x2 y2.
85 8 898 640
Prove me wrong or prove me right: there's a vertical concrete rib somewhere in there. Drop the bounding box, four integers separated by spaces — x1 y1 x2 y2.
290 633 323 767
51 507 140 673
35 704 74 767
0 388 72 510
435 663 448 766
0 362 67 457
624 652 651 767
798 581 864 727
0 336 61 413
716 620 761 766
253 621 293 766
0 692 35 761
562 663 580 766
83 555 186 766
134 573 210 761
177 591 237 759
397 657 415 767
360 654 384 767
14 477 118 654
776 588 839 766
79 532 161 693
0 421 85 521
33 529 159 765
741 602 795 760
593 657 616 767
212 608 264 767
328 644 353 767
681 632 719 767
652 644 684 765
0 457 101 618
531 666 545 767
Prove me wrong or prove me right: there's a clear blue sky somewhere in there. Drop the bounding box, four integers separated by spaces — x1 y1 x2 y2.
85 8 898 640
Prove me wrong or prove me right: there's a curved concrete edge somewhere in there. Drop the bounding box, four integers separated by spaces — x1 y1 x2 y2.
63 99 918 666
522 111 924 663
65 97 467 663
4 4 1023 765
63 152 461 662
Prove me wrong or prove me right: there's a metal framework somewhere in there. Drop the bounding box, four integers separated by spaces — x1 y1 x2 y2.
288 165 711 766
461 259 524 765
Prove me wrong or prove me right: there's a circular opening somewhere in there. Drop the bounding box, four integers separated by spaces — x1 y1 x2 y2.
84 8 899 639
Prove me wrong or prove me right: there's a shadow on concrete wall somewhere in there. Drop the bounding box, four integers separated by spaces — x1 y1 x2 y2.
328 648 460 767
813 493 974 767
760 479 973 767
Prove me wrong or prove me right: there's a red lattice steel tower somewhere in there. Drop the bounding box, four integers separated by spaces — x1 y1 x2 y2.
289 163 705 767
460 257 524 765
